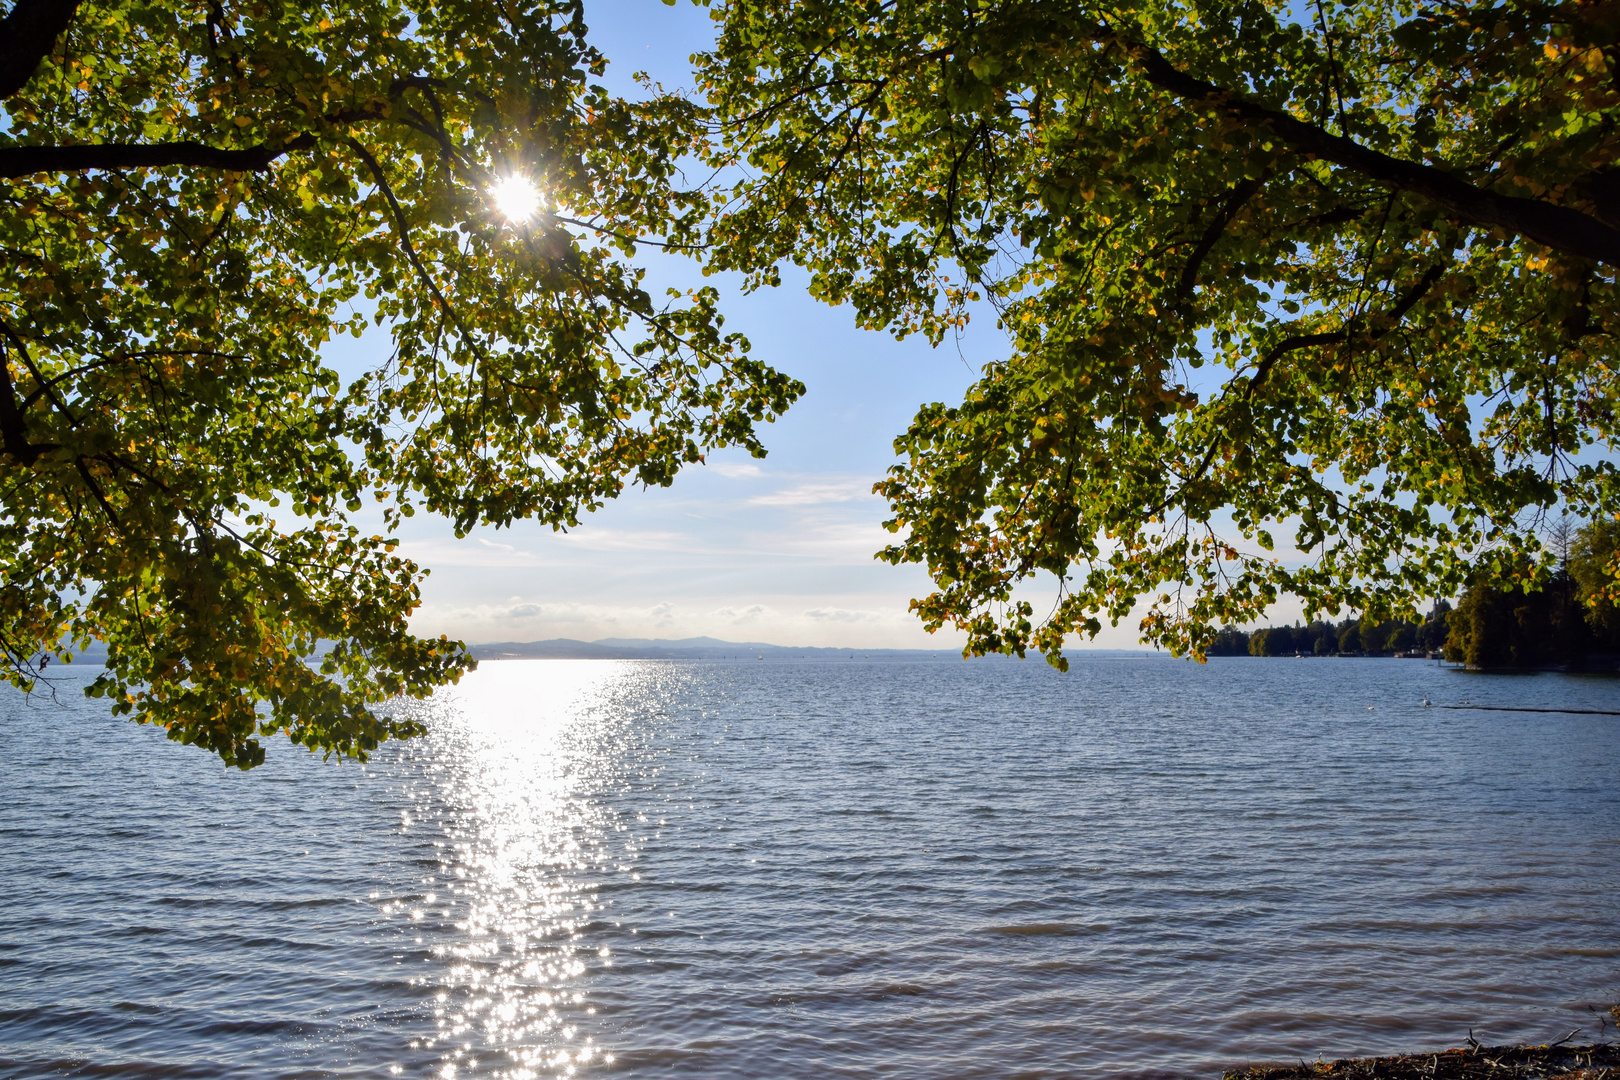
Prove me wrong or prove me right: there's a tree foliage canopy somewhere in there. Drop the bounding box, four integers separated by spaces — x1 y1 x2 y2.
0 0 800 765
1443 516 1620 664
695 0 1620 664
10 0 1620 766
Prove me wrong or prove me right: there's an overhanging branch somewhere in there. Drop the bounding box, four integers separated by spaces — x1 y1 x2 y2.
0 0 80 100
1177 174 1267 301
0 136 316 179
1152 262 1449 517
1110 31 1620 266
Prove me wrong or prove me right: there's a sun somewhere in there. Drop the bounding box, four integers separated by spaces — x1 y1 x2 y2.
490 174 543 222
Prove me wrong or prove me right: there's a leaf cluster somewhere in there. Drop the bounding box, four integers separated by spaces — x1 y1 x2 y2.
0 0 802 765
695 0 1620 663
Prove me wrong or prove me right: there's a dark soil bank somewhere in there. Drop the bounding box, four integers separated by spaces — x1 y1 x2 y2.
1228 1043 1620 1080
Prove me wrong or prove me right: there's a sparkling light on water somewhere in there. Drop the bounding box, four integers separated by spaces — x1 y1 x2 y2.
4 659 1618 1079
382 662 640 1079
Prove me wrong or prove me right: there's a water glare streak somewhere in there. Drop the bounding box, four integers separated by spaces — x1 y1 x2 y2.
386 662 642 1079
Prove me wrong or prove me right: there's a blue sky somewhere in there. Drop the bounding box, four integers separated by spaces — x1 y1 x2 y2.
338 0 1037 650
311 0 1367 651
382 259 1001 648
352 0 1598 652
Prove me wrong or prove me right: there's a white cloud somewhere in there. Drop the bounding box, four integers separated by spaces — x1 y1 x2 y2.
712 604 769 624
397 538 543 567
804 607 881 622
416 598 623 634
552 528 692 552
711 462 765 478
748 481 876 506
477 537 529 556
761 519 895 560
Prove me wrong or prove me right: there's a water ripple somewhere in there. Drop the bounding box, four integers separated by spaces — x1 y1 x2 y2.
1 658 1617 1078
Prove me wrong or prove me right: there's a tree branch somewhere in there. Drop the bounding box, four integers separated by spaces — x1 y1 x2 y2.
346 138 493 375
1177 174 1266 301
1379 261 1447 328
1244 331 1347 398
1112 32 1620 266
0 0 79 100
0 342 57 466
0 135 316 179
0 316 76 425
73 455 120 526
1155 262 1448 517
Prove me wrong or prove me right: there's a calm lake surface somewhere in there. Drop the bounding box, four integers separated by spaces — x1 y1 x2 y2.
2 657 1618 1079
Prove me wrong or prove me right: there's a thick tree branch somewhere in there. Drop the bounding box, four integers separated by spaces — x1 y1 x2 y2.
0 317 76 425
1113 33 1620 266
1177 174 1266 301
0 0 79 100
0 343 56 466
0 136 317 178
1379 262 1447 328
72 455 119 526
1243 331 1347 399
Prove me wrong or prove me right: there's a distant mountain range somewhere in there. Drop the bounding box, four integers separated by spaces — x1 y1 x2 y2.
468 636 955 661
56 636 1158 665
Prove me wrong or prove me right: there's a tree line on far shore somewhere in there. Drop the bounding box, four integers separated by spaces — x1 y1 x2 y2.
1207 521 1620 669
1204 610 1452 658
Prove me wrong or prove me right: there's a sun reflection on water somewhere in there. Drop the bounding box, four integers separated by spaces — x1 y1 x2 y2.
383 661 647 1079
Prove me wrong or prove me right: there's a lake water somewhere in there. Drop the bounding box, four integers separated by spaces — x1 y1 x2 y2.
2 657 1617 1079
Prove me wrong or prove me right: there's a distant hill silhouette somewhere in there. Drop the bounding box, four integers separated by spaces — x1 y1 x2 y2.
468 636 951 661
51 636 1158 666
468 637 1167 662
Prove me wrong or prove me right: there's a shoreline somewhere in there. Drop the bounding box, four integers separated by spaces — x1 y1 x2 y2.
1228 1042 1620 1080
